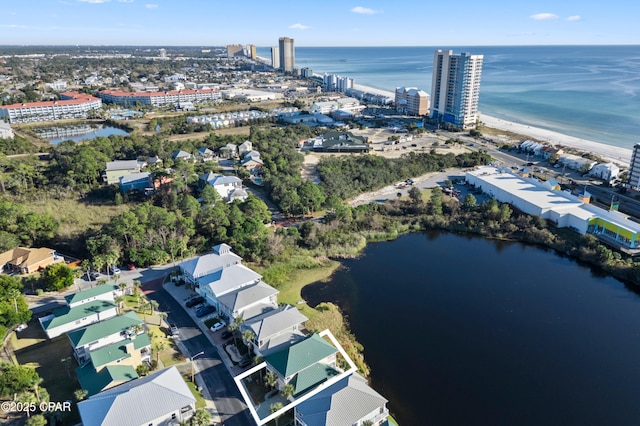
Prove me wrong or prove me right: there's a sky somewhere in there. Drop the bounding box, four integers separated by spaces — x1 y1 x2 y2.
1 0 639 46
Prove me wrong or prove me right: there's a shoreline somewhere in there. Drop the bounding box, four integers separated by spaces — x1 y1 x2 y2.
350 83 632 167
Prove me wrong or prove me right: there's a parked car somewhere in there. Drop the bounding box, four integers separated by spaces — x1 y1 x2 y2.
186 296 205 308
127 263 136 270
195 305 216 318
109 266 121 275
210 320 227 332
15 323 28 333
221 330 232 339
170 323 179 336
89 271 101 280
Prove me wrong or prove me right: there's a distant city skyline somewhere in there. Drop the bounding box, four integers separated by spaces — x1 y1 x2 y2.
1 0 639 46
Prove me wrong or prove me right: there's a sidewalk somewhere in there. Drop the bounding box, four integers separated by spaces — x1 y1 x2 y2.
163 279 243 423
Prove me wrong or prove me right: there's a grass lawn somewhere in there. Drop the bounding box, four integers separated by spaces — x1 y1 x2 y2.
14 335 81 425
186 379 207 409
270 261 341 321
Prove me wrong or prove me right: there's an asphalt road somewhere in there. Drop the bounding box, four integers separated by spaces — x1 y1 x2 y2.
142 279 252 426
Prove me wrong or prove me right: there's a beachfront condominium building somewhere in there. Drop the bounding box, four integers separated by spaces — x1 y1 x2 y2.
226 44 244 58
246 44 257 60
430 50 483 129
628 144 640 189
271 46 280 69
279 37 295 73
395 87 430 116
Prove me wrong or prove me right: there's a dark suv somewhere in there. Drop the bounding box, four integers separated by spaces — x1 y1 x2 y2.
186 296 205 308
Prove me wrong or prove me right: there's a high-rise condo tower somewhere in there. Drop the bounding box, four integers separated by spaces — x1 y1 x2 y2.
430 50 483 129
279 37 295 73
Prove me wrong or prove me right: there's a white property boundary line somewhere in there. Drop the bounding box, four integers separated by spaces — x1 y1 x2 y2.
233 329 357 425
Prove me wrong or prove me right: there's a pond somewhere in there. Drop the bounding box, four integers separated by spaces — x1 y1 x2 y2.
34 124 130 144
302 232 640 425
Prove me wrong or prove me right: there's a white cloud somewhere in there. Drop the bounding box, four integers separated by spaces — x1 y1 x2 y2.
566 15 582 21
118 0 134 2
145 3 158 8
289 23 310 30
351 6 379 15
77 0 111 3
530 13 558 20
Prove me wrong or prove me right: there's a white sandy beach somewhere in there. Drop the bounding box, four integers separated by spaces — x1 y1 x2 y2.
351 83 632 167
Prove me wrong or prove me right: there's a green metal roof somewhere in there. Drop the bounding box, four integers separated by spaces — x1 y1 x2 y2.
291 363 340 397
65 284 119 305
68 312 143 348
264 333 337 378
42 300 117 330
76 363 138 397
90 333 151 368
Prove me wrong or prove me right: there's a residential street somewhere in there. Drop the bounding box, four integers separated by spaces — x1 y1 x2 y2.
142 278 252 426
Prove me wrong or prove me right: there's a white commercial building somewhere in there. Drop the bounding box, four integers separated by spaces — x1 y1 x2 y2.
466 166 640 248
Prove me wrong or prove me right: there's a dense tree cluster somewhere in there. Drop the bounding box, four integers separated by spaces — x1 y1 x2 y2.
0 275 31 337
317 150 492 200
0 201 58 250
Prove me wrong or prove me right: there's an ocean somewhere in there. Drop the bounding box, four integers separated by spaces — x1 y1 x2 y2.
258 45 640 150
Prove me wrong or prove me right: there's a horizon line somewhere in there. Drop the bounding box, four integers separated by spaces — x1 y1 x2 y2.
0 43 639 48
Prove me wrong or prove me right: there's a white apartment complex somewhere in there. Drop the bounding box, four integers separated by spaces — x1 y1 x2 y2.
98 88 221 108
430 49 483 129
0 92 102 123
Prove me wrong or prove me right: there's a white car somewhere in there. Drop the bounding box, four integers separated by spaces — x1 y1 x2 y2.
210 321 227 332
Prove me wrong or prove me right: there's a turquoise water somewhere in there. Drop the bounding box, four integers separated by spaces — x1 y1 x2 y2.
259 45 640 150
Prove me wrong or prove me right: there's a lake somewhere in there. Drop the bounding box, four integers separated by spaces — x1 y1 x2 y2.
302 232 640 425
33 124 130 144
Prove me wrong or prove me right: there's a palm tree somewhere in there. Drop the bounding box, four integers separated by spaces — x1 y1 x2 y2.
189 409 211 426
241 329 255 358
269 402 284 426
92 256 105 278
158 312 167 327
228 316 244 346
153 340 166 365
114 296 125 314
133 280 142 305
280 383 295 401
118 281 127 295
148 300 159 316
264 370 277 390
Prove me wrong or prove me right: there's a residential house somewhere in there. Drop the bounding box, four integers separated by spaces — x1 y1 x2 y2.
0 247 62 274
238 140 253 156
242 305 308 356
264 333 339 397
39 285 120 339
217 280 279 322
171 149 193 162
199 172 247 202
77 366 196 426
589 163 620 182
75 364 139 397
196 147 214 162
119 172 153 193
219 143 238 159
104 160 146 185
67 311 145 364
179 244 277 321
312 131 370 153
295 373 389 426
39 300 118 339
241 150 263 175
